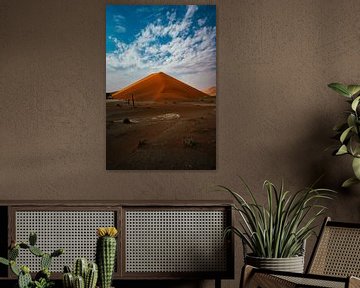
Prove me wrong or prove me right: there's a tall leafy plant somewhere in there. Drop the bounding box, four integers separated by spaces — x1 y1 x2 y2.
221 179 334 258
328 83 360 187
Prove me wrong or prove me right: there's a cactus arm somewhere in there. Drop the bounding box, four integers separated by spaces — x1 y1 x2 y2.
73 275 85 288
10 260 20 276
63 272 74 288
50 248 64 257
8 246 19 260
29 232 37 246
0 257 9 266
18 271 32 288
19 242 30 249
64 265 72 273
74 258 88 279
41 253 52 270
29 246 44 257
85 263 98 288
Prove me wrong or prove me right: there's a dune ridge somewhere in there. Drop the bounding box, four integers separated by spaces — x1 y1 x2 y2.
203 86 216 96
112 72 209 102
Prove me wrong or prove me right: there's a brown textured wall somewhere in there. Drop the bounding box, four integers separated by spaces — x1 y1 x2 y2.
1 0 360 287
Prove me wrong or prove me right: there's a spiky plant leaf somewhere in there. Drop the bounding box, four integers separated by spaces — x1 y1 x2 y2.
220 180 335 258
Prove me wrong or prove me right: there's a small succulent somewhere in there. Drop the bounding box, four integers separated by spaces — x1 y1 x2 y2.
62 259 98 288
32 278 54 288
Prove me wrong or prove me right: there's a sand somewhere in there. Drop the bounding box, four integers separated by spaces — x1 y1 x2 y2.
106 101 216 170
107 72 216 170
112 72 210 102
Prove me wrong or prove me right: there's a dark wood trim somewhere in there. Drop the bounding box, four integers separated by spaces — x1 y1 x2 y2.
0 206 8 279
114 206 122 278
215 278 221 288
119 272 232 280
7 207 16 280
120 206 126 279
0 200 232 207
327 220 360 229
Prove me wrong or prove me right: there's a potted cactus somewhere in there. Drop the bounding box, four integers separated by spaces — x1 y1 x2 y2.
96 227 118 288
62 258 98 288
0 232 64 288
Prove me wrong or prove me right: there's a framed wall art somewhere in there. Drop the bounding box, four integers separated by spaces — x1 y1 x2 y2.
106 4 216 170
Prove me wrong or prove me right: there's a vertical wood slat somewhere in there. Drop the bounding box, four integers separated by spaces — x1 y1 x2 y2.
0 206 8 278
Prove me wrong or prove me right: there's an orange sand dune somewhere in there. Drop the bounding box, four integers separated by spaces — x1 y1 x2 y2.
112 72 209 102
203 86 216 96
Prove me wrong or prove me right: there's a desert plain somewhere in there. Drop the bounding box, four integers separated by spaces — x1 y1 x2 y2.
106 72 216 170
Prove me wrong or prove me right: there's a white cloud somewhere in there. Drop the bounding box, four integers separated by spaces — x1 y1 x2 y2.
114 15 125 22
198 17 207 26
115 25 126 33
184 5 198 20
106 5 216 92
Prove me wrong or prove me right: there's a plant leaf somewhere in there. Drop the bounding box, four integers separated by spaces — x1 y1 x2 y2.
352 157 360 179
352 96 360 111
347 85 360 97
336 145 348 155
342 177 360 188
347 114 356 130
340 126 353 143
328 83 350 97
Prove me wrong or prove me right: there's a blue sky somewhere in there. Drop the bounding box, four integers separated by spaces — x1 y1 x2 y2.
106 5 216 92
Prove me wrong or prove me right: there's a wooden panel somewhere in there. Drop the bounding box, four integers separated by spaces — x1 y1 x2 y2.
0 202 233 281
121 206 233 279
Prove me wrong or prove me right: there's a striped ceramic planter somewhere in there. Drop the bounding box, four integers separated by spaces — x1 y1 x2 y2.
245 254 304 273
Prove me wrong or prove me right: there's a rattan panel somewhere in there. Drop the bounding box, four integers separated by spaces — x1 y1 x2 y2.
125 210 227 273
310 226 360 277
277 275 345 288
15 211 115 272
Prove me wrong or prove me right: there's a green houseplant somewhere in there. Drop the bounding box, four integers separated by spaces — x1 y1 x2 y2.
328 83 360 187
220 179 334 272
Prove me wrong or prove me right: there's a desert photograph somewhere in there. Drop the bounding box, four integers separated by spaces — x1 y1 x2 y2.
106 5 216 170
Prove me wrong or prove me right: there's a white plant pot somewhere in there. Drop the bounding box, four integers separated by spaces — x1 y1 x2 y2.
245 254 305 273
